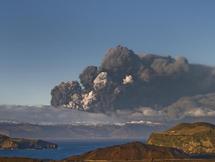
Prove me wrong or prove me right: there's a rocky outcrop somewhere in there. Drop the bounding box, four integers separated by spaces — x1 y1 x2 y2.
66 141 188 161
0 134 57 150
147 122 215 154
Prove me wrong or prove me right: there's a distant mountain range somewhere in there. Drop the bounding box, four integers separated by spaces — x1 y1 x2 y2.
2 93 215 139
0 122 167 139
1 92 215 128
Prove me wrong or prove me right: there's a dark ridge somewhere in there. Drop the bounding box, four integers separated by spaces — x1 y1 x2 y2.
65 141 189 161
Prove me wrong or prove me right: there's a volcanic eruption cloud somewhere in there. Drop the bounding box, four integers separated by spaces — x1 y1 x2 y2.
51 45 215 113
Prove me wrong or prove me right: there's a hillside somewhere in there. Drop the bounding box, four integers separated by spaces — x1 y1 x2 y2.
0 134 57 150
65 141 188 161
0 157 45 162
147 122 215 154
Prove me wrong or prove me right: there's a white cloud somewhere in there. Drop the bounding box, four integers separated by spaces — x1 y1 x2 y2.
185 107 215 117
133 107 161 116
0 105 166 126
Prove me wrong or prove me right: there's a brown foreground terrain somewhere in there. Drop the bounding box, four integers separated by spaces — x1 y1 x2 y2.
0 157 45 162
1 158 215 162
61 141 215 162
65 141 188 161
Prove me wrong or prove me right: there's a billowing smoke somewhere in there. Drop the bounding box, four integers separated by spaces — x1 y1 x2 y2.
79 66 98 90
51 81 82 107
150 56 189 75
51 45 215 113
100 46 141 82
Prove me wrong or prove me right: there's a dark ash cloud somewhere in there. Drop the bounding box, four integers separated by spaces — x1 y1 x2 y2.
50 45 215 113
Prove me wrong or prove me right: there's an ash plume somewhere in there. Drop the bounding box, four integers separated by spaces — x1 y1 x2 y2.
51 45 215 113
51 81 82 107
100 45 142 82
79 66 98 90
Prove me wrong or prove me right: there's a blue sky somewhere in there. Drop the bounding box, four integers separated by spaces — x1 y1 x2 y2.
0 0 215 105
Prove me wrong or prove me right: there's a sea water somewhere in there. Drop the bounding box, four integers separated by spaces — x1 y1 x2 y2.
0 138 145 160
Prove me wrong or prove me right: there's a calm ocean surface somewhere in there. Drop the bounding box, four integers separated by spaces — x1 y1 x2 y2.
0 139 145 160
